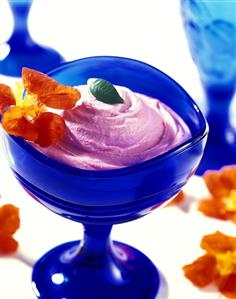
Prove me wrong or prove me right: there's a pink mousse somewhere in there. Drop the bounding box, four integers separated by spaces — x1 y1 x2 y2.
34 85 191 170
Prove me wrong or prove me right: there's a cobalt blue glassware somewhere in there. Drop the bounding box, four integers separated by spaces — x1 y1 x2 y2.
0 0 64 77
2 56 208 299
181 0 236 174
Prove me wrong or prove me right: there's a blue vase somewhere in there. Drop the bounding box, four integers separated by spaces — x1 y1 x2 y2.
181 0 236 174
0 0 64 77
2 56 208 299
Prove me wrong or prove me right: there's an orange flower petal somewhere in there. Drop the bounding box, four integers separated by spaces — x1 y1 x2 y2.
183 254 217 287
0 204 20 235
230 214 236 224
38 93 79 110
217 274 236 299
167 191 185 206
221 166 236 192
2 106 38 141
22 67 80 109
203 170 230 198
201 231 236 253
0 83 16 113
198 198 229 220
34 112 66 147
0 232 18 254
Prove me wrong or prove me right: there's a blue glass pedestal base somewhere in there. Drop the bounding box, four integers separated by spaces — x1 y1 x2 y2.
0 1 64 77
0 40 64 77
32 241 159 299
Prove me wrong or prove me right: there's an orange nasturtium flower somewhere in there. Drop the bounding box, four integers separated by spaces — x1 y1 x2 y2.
0 204 20 254
183 231 236 299
198 166 236 222
0 68 81 147
166 191 185 206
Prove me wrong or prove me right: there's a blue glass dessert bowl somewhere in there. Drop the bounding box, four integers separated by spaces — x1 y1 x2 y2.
2 56 208 299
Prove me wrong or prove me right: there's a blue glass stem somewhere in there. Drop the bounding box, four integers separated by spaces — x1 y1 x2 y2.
9 1 32 38
205 83 236 143
77 224 128 285
80 224 113 260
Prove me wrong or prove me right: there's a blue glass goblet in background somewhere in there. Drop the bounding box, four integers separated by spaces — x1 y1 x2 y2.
2 56 208 299
181 0 236 174
0 0 64 77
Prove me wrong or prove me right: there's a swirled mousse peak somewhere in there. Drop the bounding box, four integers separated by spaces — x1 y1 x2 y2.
34 81 191 170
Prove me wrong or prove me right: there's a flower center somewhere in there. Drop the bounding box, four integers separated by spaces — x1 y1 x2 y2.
223 190 236 212
215 250 236 276
13 82 44 120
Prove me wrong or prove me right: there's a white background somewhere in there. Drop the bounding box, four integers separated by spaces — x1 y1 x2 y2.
0 1 234 299
0 0 204 102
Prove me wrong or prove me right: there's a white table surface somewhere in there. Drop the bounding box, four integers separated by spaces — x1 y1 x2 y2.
0 1 235 299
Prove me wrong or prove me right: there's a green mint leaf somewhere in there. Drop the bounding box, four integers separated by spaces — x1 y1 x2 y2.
88 78 124 105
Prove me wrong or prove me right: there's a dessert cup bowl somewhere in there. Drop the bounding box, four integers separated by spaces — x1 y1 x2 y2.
2 56 208 299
